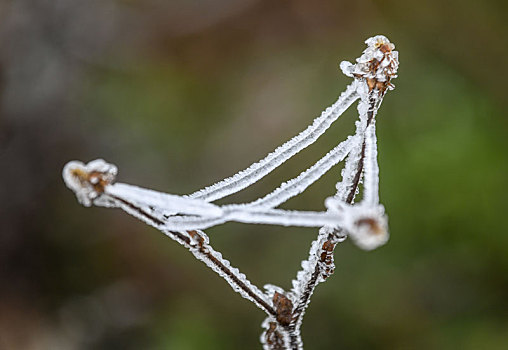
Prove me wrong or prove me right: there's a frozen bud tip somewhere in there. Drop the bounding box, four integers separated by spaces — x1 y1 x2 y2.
348 206 389 250
340 34 399 92
63 159 118 207
326 198 389 250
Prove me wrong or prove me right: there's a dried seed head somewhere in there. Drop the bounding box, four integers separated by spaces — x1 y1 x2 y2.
325 198 389 250
63 159 117 207
272 292 294 326
347 206 389 250
340 35 399 92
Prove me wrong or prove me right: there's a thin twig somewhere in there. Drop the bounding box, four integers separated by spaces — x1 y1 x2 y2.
285 90 384 350
63 35 399 350
110 194 277 317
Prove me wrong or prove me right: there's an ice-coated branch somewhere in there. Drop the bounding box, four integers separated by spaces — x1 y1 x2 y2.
107 183 223 217
63 160 277 317
63 160 351 233
362 122 380 206
334 90 370 202
159 207 346 231
284 35 399 350
188 80 360 203
63 34 400 350
282 87 383 348
131 134 357 222
244 135 358 210
118 199 277 316
63 160 223 217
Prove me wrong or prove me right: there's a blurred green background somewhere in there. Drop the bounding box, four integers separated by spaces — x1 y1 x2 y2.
1 0 507 349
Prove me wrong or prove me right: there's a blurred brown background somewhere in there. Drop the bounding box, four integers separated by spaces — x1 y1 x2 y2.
1 0 507 349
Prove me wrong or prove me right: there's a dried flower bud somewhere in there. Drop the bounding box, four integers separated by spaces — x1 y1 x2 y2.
272 292 294 326
350 212 389 250
325 198 389 250
63 159 117 207
340 35 399 92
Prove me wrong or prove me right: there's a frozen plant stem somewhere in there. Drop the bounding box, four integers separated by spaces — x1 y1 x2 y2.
285 90 387 350
63 35 399 350
282 36 399 348
188 80 360 203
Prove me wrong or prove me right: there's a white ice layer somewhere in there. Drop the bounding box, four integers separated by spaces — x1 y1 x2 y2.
160 207 345 231
288 37 399 323
188 239 272 312
362 123 379 206
334 91 370 201
63 36 399 339
105 183 223 217
244 135 356 209
188 80 360 202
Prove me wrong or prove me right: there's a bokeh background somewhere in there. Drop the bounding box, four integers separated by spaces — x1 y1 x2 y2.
1 0 507 349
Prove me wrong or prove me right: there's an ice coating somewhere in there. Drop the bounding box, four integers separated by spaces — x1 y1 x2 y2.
363 122 380 205
289 228 328 314
340 35 399 92
244 135 356 209
63 159 223 217
188 80 360 202
334 96 370 201
190 243 273 314
62 35 399 348
63 159 117 207
88 190 275 316
105 183 223 217
160 207 345 231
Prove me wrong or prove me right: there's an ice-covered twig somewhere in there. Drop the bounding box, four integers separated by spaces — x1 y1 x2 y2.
63 160 350 233
63 160 277 317
362 122 380 206
160 207 345 231
285 90 385 348
285 35 399 350
63 34 400 350
334 89 371 202
188 80 360 202
106 183 223 217
63 160 223 217
244 135 358 209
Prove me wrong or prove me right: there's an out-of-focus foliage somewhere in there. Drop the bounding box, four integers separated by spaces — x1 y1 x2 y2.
1 0 507 349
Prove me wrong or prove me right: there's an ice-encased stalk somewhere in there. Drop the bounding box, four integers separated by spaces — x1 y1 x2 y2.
188 80 360 202
362 122 380 206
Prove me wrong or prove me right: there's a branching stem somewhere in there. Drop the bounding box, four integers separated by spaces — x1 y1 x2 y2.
283 89 385 349
62 35 399 350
